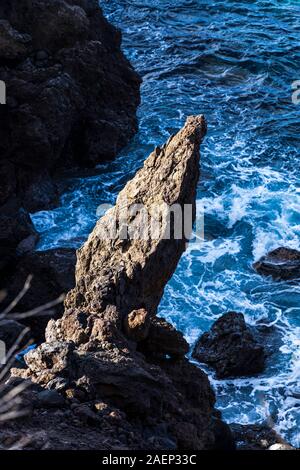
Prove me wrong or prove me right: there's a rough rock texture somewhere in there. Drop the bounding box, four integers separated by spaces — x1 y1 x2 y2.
0 0 141 275
10 116 234 450
192 312 266 379
139 317 189 358
230 424 295 451
65 116 206 316
2 249 76 341
0 378 178 450
254 247 300 281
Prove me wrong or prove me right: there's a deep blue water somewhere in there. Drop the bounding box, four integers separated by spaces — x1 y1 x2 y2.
32 0 300 445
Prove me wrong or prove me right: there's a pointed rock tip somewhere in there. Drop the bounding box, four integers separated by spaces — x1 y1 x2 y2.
184 114 207 140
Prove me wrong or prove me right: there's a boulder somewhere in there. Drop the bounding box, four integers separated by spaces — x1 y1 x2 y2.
230 424 294 451
268 443 295 450
124 311 189 358
192 312 266 379
140 317 189 358
253 247 300 281
25 341 75 375
36 390 66 408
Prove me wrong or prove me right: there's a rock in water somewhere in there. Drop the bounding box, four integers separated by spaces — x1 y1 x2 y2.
192 312 266 379
253 247 300 281
230 424 293 450
13 116 234 450
65 115 207 316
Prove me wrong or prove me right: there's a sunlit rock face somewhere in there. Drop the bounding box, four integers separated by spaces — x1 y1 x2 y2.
13 116 234 450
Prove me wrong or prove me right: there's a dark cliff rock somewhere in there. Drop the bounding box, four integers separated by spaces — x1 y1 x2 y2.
2 248 76 341
192 312 266 379
10 116 234 450
253 247 300 281
0 0 141 274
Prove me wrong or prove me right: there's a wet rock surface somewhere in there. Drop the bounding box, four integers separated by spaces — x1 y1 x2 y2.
230 424 294 451
192 312 266 379
5 117 235 450
253 247 300 281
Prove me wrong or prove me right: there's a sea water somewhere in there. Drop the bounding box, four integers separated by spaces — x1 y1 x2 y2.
31 0 300 446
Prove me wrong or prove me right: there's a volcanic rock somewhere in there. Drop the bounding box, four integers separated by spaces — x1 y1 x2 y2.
36 389 66 408
192 312 266 379
2 249 76 341
140 317 189 358
253 247 300 281
10 116 235 449
123 308 150 342
0 0 141 277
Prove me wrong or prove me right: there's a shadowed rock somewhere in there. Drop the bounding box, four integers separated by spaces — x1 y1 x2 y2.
192 312 266 379
0 0 141 277
253 247 300 281
230 424 294 450
11 116 235 450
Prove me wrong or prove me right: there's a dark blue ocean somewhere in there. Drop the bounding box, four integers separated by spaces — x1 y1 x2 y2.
32 0 300 445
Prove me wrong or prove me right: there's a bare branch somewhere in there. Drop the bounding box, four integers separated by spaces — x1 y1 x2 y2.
0 275 33 317
9 293 65 319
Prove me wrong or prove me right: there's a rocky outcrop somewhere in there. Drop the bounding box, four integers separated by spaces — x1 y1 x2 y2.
10 116 234 450
254 247 300 281
230 424 294 451
192 312 266 379
0 0 141 275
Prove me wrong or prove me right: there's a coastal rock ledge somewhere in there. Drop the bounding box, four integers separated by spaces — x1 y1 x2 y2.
12 116 234 450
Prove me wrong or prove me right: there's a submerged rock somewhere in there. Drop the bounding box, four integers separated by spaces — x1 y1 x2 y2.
253 247 300 281
11 116 235 450
192 312 266 379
